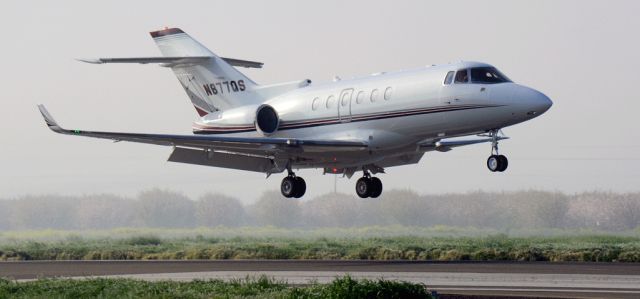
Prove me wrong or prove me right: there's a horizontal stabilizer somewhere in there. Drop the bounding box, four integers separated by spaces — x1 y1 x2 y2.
77 56 263 68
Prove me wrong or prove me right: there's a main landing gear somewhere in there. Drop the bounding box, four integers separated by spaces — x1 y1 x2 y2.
487 130 508 172
487 155 508 172
355 171 383 198
281 170 306 198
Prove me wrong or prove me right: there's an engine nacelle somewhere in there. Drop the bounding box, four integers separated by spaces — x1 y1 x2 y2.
255 104 280 135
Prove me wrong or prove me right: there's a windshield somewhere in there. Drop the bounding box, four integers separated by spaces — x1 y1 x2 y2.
454 69 469 83
470 67 511 84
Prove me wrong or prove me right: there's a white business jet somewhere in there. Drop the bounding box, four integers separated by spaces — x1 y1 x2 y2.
38 28 552 198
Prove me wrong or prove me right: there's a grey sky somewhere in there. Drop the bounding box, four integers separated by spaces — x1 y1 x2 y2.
1 0 639 202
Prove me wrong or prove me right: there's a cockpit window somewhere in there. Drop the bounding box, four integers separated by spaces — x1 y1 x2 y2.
454 69 469 84
470 67 511 84
443 71 454 85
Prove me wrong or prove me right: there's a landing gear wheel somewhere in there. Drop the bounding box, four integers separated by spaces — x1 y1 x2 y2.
497 155 508 172
293 177 306 198
487 155 509 172
281 176 296 198
487 155 500 172
369 177 383 198
281 176 306 198
356 177 371 198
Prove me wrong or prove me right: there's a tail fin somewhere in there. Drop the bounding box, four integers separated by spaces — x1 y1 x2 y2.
150 28 260 115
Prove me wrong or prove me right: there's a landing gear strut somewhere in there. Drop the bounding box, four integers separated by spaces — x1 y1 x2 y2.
281 169 306 198
486 130 508 172
355 170 383 198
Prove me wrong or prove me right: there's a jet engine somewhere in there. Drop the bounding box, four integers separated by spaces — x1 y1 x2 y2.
255 104 280 135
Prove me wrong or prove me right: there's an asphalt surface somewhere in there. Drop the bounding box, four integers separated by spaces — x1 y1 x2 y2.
1 260 639 279
2 261 639 299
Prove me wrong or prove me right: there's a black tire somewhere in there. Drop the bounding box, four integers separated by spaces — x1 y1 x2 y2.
293 177 306 198
497 155 509 172
280 176 295 198
487 155 500 172
355 177 371 198
369 177 383 198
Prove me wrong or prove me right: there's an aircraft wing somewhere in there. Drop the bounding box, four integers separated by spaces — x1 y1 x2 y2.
38 105 367 155
77 56 264 68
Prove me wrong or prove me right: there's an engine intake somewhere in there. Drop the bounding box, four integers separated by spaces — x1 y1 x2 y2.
255 105 279 135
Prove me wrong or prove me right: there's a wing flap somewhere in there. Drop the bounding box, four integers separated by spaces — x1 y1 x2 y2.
168 147 285 173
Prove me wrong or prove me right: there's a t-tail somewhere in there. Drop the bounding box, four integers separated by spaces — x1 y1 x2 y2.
150 28 260 115
77 27 311 117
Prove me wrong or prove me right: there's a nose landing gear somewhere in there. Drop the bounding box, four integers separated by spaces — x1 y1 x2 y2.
355 171 383 198
486 129 508 172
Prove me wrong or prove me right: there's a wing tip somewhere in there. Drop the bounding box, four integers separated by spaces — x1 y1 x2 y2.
76 58 103 64
37 104 63 132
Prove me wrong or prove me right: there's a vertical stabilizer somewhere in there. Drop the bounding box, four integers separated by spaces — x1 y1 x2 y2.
150 28 260 115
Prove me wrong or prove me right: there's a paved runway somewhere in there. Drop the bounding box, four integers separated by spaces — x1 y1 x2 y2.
2 261 640 298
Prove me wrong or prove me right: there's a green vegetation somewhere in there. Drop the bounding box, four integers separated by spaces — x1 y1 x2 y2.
2 190 639 262
0 276 431 299
0 227 638 262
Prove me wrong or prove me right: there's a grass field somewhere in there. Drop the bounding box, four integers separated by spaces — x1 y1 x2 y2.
1 227 639 262
0 276 432 299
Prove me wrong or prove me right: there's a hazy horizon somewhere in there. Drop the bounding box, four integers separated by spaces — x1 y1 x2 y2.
2 189 638 232
2 0 639 203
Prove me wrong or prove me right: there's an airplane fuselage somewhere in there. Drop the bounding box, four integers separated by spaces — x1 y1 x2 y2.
193 61 551 171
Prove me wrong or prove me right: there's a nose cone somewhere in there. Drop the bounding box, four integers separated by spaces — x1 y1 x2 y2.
536 91 553 113
519 86 552 117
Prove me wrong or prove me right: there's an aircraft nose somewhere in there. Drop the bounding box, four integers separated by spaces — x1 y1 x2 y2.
520 86 552 117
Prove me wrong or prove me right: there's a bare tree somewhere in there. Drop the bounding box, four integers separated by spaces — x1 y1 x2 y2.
75 194 135 228
135 189 196 228
0 200 10 230
1 190 638 231
302 192 361 227
248 191 301 227
526 191 569 228
196 193 245 227
608 193 640 230
377 189 425 226
8 195 78 229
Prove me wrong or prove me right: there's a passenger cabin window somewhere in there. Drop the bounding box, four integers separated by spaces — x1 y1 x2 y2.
356 91 365 104
312 97 320 110
470 67 511 84
454 69 469 84
443 71 454 85
384 87 393 100
341 93 349 106
371 89 379 102
326 95 335 109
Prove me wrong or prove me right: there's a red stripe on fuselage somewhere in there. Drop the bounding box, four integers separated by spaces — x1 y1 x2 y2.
192 104 501 134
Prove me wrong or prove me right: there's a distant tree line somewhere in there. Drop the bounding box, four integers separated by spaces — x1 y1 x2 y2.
0 189 638 231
